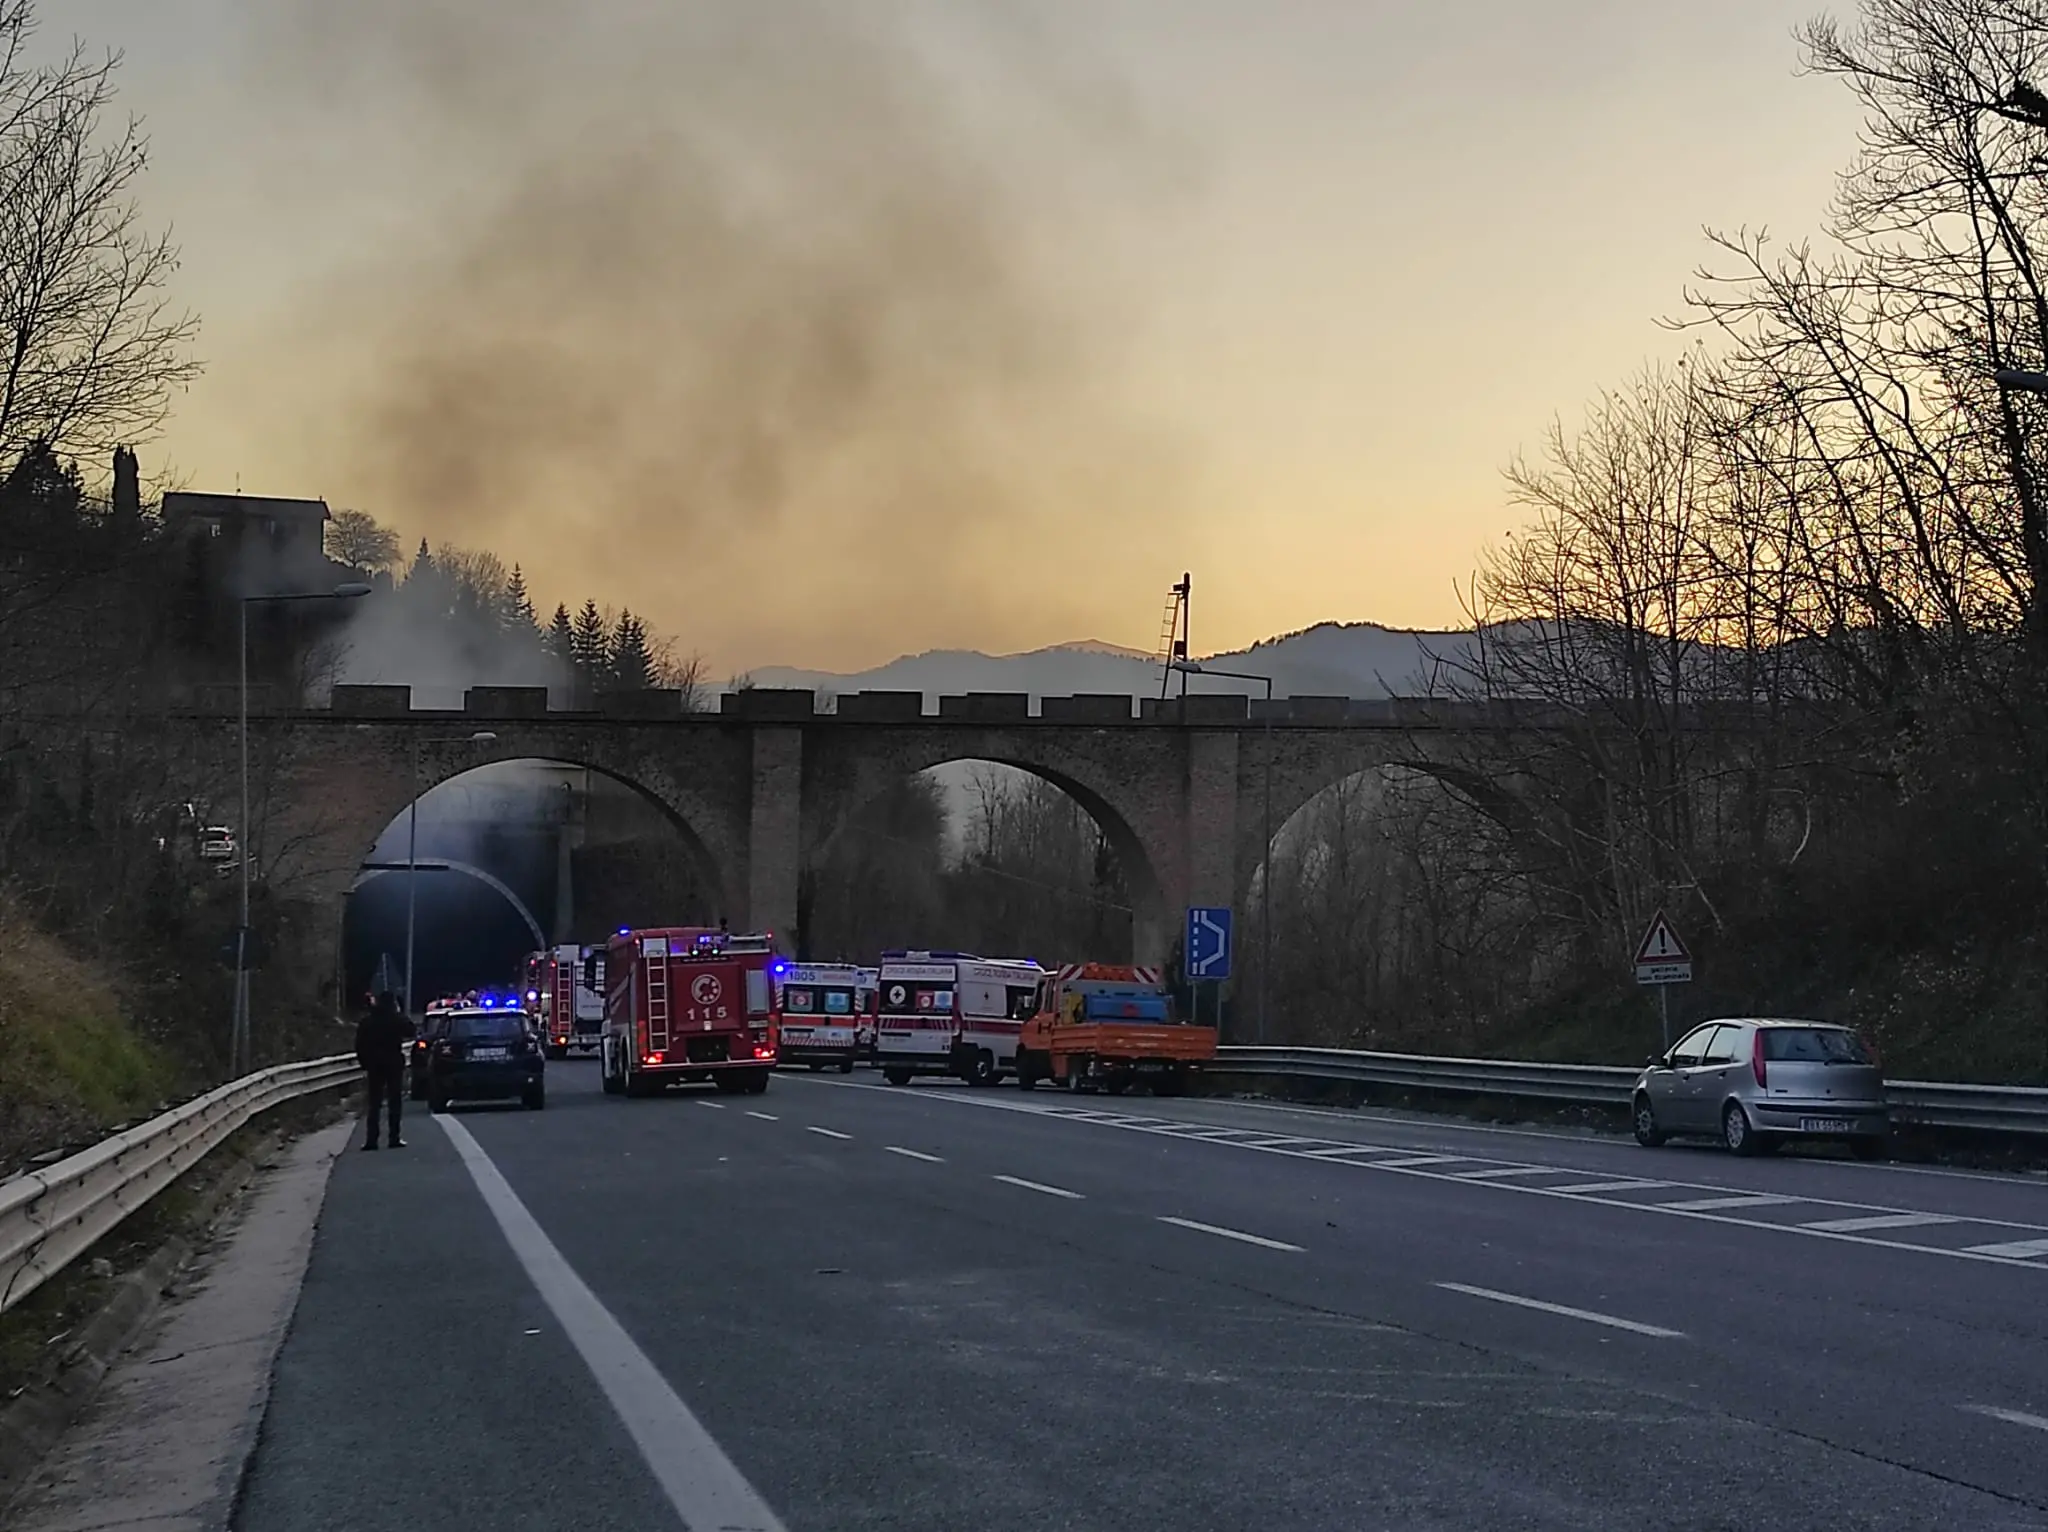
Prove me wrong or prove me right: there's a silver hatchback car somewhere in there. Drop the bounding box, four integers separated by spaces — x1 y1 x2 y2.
1632 1018 1889 1159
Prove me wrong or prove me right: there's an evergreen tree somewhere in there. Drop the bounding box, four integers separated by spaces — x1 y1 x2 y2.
609 609 653 691
570 598 610 692
546 603 575 668
502 564 538 635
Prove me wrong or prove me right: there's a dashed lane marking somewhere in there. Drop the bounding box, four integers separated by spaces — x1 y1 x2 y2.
1962 1404 2048 1433
805 1126 853 1141
884 1146 944 1163
1157 1216 1303 1252
1437 1282 1684 1339
745 1111 778 1122
1803 1212 1958 1233
993 1174 1084 1200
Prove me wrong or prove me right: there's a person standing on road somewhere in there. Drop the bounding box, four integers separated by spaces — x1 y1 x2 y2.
354 990 413 1150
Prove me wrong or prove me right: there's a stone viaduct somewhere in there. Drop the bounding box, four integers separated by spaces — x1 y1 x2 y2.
182 682 1549 972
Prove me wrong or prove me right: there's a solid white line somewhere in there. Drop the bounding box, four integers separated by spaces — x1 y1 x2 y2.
1659 1193 1800 1212
1963 1238 2048 1259
1543 1180 1670 1195
993 1174 1084 1200
437 1117 786 1532
697 1100 726 1110
1962 1404 2048 1434
1372 1155 1468 1169
745 1111 778 1121
884 1146 944 1163
806 1126 852 1141
1436 1282 1684 1339
1156 1215 1303 1252
1804 1212 1957 1233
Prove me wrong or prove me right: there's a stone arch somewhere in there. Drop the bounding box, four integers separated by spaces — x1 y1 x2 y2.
803 733 1172 966
349 860 549 951
378 754 738 924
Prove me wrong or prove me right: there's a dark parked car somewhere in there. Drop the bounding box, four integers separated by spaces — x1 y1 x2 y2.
420 1006 545 1113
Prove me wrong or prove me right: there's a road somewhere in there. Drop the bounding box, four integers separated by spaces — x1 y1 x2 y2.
234 1065 2048 1531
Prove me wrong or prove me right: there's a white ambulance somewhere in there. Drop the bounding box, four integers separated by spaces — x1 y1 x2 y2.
772 962 866 1073
874 950 1046 1087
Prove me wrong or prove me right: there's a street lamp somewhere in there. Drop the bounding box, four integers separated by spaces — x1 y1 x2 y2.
402 731 498 1017
233 581 372 1076
1168 658 1275 1046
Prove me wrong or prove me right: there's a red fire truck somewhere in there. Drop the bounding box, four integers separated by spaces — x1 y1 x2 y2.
599 926 778 1097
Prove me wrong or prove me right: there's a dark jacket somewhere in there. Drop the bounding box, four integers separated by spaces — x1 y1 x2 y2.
354 997 413 1072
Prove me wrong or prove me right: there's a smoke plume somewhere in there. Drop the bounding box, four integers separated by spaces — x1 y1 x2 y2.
250 1 1188 675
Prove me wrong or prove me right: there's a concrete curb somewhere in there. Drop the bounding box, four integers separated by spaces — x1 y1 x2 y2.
0 1131 277 1517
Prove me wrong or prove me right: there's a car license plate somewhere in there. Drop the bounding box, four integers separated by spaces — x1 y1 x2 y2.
470 1047 509 1061
1799 1117 1852 1133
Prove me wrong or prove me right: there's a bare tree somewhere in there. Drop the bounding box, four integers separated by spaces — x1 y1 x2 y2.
0 2 198 463
325 507 402 574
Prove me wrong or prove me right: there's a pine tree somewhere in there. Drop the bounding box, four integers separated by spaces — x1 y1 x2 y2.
502 564 538 635
609 609 653 691
570 599 610 693
546 603 575 668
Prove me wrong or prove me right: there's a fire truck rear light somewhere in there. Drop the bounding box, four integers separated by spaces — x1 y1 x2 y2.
753 1046 774 1059
643 1053 664 1066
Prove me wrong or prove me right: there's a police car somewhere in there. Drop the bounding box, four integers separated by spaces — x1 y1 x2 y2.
417 994 545 1113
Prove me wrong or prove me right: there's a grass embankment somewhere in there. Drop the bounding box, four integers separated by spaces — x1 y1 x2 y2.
0 901 174 1174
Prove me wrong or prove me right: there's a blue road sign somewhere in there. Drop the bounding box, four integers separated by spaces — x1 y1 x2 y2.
1185 906 1233 981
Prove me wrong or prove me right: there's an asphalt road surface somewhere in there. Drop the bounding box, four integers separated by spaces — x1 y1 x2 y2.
234 1065 2048 1531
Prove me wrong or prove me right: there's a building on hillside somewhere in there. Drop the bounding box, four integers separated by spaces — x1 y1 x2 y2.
162 490 337 595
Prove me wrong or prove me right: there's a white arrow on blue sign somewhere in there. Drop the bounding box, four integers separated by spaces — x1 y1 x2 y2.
1185 906 1233 980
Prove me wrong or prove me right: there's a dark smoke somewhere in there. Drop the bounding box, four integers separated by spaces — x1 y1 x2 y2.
249 1 1189 673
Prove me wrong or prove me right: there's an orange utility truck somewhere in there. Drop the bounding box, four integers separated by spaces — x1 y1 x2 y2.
1014 963 1215 1097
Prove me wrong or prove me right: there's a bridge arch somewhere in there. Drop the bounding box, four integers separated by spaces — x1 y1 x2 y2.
803 734 1172 966
349 860 549 950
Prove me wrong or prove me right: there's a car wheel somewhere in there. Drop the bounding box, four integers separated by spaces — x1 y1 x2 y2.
601 1044 622 1095
882 1067 912 1087
839 1057 854 1075
428 1094 447 1115
1632 1094 1666 1148
745 1070 771 1095
1850 1135 1887 1162
523 1084 545 1110
1722 1101 1766 1157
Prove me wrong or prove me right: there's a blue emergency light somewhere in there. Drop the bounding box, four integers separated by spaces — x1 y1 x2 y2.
480 995 497 1008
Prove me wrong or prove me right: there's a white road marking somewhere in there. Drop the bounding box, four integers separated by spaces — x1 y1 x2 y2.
696 1100 726 1110
1456 1166 1582 1180
1963 1238 2048 1259
1437 1282 1684 1339
1658 1193 1801 1212
993 1174 1084 1200
437 1116 787 1532
805 1126 852 1141
745 1111 778 1121
1371 1155 1468 1169
1804 1212 1958 1233
1157 1216 1303 1252
1544 1180 1670 1195
884 1146 944 1163
791 1078 2048 1270
1962 1404 2048 1434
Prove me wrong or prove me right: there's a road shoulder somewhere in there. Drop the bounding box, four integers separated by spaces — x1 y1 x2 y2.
8 1120 351 1532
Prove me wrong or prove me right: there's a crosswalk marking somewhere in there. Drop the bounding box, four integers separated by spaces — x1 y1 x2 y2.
1659 1193 1801 1212
1544 1179 1670 1195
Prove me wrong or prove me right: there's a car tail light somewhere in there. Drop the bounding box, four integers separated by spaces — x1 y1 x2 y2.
1751 1029 1768 1089
643 1052 665 1065
753 1045 774 1059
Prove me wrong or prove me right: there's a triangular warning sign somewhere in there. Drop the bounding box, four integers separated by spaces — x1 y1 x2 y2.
1633 910 1691 965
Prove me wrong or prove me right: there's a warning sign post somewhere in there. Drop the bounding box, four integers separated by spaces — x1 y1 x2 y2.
1632 910 1692 1049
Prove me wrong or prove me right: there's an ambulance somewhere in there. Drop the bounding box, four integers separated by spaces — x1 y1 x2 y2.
772 961 866 1072
873 950 1047 1087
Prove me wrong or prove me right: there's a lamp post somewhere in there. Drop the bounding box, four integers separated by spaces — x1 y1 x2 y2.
402 731 499 1017
1168 658 1275 1045
233 582 372 1077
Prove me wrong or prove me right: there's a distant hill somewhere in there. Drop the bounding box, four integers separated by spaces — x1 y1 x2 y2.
741 623 1478 704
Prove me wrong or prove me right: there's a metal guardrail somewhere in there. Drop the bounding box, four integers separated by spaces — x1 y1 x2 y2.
1211 1047 2048 1138
0 1054 357 1316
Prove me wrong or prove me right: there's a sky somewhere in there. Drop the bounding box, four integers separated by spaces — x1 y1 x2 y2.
49 0 1863 677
